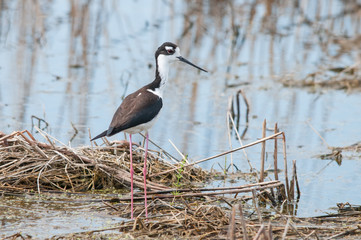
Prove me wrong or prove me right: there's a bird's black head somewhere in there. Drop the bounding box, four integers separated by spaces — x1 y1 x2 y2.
155 42 178 58
155 42 207 72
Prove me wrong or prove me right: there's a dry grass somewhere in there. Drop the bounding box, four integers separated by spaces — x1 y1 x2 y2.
1 130 361 239
282 63 361 91
48 198 361 239
0 130 209 193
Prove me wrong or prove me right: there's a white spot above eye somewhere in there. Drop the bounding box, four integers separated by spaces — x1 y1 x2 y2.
165 46 173 51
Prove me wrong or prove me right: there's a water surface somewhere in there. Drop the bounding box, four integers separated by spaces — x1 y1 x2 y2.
1 0 361 237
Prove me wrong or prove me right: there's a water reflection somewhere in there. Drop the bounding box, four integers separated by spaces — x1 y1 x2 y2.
0 0 360 219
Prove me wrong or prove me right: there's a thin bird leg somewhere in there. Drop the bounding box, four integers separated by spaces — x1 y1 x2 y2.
143 132 149 218
129 134 134 219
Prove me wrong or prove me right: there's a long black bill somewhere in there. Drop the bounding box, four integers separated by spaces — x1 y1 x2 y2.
177 56 208 73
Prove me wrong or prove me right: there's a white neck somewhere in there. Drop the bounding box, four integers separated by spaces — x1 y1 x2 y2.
156 54 170 92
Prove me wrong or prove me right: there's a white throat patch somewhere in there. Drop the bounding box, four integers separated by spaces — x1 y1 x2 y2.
156 54 170 96
154 46 181 98
157 54 169 81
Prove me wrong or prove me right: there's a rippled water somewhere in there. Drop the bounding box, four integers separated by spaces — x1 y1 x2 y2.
1 0 361 237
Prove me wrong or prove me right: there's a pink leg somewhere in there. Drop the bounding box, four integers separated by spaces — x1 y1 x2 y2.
129 134 134 219
143 132 149 218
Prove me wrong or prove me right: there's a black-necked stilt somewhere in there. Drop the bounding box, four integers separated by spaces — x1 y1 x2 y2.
91 42 207 219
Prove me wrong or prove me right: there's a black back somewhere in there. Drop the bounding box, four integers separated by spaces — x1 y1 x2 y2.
107 86 163 136
91 85 163 141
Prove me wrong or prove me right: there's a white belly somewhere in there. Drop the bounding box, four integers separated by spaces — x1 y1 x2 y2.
123 114 160 134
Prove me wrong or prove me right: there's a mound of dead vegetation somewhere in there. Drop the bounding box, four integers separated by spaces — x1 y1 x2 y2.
1 130 360 239
0 130 209 193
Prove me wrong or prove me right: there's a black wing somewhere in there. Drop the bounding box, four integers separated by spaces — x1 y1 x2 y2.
106 89 163 136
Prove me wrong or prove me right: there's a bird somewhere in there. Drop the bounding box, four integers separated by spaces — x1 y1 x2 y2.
91 42 207 219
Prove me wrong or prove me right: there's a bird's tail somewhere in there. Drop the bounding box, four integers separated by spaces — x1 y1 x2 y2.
91 130 108 141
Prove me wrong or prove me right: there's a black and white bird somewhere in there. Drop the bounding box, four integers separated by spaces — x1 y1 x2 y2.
91 42 207 219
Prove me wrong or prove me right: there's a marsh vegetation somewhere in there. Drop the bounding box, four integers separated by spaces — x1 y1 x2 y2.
1 0 361 239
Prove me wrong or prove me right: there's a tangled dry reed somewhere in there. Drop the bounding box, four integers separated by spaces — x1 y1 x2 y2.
0 130 208 193
1 130 360 239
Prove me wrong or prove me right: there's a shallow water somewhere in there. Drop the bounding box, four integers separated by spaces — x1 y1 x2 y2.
1 0 361 238
0 194 124 238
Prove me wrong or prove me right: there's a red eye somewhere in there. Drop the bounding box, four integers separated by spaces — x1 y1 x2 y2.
167 49 175 54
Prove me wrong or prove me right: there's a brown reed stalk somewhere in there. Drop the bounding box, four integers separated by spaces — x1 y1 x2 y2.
227 204 237 240
281 132 290 201
292 160 301 199
253 224 265 240
239 203 249 240
252 189 263 223
227 107 253 171
281 218 291 240
268 221 273 239
273 123 278 180
260 119 266 182
289 161 295 201
238 89 250 126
